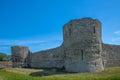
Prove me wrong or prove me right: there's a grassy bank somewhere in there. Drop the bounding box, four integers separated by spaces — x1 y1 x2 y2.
0 67 120 80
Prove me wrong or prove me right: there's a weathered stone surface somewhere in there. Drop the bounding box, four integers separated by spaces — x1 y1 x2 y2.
102 44 120 67
63 18 103 72
11 17 120 72
11 46 31 68
30 46 64 68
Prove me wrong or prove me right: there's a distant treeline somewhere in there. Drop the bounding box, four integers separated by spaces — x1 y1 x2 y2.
0 52 11 61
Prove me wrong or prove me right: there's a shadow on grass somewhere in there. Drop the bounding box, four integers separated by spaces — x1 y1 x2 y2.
0 67 6 70
29 68 70 77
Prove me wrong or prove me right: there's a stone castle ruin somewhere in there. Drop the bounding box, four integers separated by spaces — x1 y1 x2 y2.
11 18 120 72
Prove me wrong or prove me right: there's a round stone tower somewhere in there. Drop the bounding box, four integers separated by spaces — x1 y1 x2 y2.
11 46 30 68
63 18 104 72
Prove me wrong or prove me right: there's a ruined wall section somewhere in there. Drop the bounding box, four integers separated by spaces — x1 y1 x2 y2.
30 46 64 68
63 18 104 72
11 18 120 72
11 46 31 68
102 44 120 67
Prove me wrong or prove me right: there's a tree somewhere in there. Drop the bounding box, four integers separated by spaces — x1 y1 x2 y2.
0 52 10 61
3 55 11 61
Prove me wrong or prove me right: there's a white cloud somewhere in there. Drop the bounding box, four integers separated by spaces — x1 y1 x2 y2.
0 39 63 54
114 31 120 34
0 40 47 54
111 37 120 42
0 46 9 50
0 40 46 46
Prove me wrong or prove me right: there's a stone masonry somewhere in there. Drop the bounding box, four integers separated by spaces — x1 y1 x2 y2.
11 18 120 72
11 46 31 68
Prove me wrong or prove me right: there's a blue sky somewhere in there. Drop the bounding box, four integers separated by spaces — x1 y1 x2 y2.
0 0 120 54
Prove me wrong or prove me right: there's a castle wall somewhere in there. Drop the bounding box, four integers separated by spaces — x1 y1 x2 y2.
11 18 120 72
11 46 31 68
102 44 120 67
30 46 64 68
63 18 104 72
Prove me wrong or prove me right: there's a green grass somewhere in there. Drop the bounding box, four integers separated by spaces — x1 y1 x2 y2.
0 67 120 80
